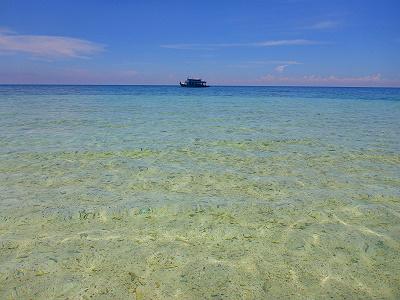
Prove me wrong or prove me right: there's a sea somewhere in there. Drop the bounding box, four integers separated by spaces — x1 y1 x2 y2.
0 85 399 299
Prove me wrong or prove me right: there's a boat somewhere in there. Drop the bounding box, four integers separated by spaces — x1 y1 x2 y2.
179 78 209 88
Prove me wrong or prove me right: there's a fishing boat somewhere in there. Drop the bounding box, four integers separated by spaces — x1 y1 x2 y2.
179 78 209 88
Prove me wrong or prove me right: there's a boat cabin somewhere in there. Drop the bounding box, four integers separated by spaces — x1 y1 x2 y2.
180 78 208 87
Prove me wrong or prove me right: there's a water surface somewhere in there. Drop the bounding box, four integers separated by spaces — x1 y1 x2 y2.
0 85 399 299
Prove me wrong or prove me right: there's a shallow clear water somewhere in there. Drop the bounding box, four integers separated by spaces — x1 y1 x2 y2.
0 85 399 299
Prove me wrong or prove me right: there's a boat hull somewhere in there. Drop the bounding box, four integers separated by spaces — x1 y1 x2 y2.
180 82 209 88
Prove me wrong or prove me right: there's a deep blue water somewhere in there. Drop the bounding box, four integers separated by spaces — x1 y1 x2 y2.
1 85 399 101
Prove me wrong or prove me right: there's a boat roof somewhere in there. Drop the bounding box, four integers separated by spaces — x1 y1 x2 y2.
187 78 206 82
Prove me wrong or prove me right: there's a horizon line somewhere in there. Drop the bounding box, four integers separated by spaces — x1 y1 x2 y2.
0 83 400 89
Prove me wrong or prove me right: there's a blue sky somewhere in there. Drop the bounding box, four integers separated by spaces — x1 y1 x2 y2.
0 0 399 86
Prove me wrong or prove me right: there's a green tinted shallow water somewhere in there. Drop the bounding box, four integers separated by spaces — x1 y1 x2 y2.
0 86 399 299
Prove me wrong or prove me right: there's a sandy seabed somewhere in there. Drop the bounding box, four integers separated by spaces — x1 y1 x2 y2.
1 138 399 299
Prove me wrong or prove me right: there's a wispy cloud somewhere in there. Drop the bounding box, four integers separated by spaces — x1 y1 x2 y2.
0 29 104 59
161 39 320 50
306 21 340 30
256 39 318 46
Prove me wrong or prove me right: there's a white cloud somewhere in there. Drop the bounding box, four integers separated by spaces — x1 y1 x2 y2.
0 30 104 59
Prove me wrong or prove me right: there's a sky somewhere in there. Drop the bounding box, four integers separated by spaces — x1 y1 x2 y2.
0 0 399 86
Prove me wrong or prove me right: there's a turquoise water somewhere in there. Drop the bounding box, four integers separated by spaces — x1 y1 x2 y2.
0 85 399 299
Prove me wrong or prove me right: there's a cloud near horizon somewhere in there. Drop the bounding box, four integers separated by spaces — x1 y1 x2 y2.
161 39 320 50
2 68 399 87
254 73 400 87
0 30 104 59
